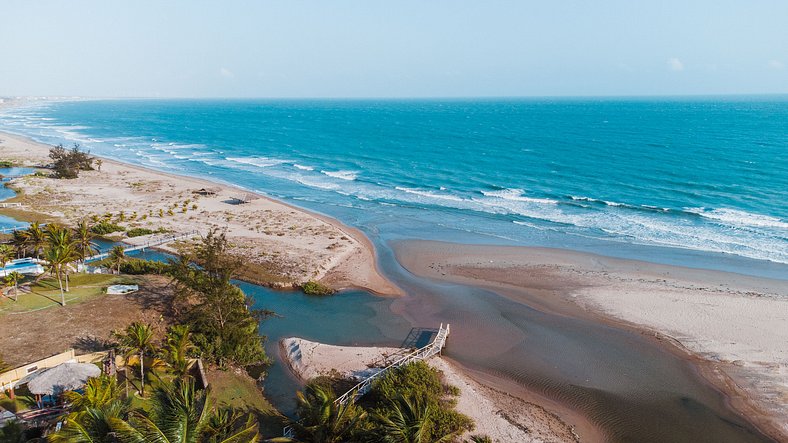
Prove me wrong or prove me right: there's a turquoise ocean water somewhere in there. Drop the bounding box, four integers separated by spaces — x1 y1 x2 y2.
1 98 786 276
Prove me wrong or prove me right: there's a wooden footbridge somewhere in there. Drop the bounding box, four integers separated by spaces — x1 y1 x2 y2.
283 324 450 438
335 323 450 406
84 230 199 262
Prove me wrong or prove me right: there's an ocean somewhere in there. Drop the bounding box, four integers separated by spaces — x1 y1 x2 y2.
1 97 786 275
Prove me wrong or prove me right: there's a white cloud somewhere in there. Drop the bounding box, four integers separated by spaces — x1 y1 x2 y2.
667 58 684 72
767 59 784 70
219 67 235 79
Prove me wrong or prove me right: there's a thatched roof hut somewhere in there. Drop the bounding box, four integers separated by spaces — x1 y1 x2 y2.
193 187 220 196
24 362 101 395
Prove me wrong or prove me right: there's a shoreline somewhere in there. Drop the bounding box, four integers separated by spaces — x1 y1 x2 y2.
394 240 788 441
0 130 401 296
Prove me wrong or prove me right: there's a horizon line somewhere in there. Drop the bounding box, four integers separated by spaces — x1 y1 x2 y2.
3 92 788 102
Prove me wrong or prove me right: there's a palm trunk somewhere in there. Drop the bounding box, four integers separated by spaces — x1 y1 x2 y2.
65 271 70 292
57 270 66 306
139 351 145 396
13 283 18 302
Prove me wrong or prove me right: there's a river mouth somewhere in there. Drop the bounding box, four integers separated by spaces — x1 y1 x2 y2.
252 238 775 443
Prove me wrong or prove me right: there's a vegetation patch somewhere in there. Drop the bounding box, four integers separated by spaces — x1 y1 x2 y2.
287 360 477 442
0 160 15 168
48 143 94 179
91 220 126 235
299 280 336 296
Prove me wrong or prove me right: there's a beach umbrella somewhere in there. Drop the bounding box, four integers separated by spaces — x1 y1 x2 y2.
25 362 101 396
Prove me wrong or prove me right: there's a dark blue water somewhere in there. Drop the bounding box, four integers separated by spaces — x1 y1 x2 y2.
1 98 786 276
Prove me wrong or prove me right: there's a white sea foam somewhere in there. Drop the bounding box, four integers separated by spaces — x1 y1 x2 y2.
395 187 464 202
570 195 624 207
687 208 788 230
481 188 558 205
321 170 358 181
294 164 314 171
227 156 289 168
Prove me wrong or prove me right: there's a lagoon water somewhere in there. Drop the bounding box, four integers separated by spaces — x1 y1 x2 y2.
1 99 786 441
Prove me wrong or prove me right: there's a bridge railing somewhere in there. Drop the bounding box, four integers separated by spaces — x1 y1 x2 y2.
85 230 199 262
334 323 449 406
282 324 449 439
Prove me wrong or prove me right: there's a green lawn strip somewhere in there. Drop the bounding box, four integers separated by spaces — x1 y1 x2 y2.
0 274 136 314
206 369 284 437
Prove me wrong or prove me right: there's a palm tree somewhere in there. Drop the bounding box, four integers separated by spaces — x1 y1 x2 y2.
51 379 260 443
45 223 78 292
64 374 124 412
10 230 27 258
164 325 195 378
0 244 14 269
0 245 14 300
373 395 453 443
74 220 99 263
23 221 46 259
114 322 155 397
123 378 260 443
107 245 126 275
43 243 78 306
48 400 132 443
289 382 366 443
4 271 23 302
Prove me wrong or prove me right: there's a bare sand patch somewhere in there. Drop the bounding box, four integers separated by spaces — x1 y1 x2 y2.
0 131 399 295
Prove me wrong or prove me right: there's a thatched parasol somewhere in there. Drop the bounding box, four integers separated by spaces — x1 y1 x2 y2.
26 362 101 395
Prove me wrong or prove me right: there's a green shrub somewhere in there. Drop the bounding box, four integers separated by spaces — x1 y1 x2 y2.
299 280 335 296
369 361 474 440
105 258 169 275
91 221 125 235
126 227 155 238
0 161 14 168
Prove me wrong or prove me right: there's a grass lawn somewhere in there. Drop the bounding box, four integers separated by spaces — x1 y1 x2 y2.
0 273 137 314
206 368 285 437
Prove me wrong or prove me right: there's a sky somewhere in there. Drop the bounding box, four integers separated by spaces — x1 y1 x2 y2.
1 0 786 98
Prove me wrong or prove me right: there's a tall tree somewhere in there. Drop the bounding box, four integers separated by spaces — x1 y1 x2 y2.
4 271 23 302
74 220 99 263
107 245 126 275
114 322 155 397
24 221 46 259
43 242 78 306
45 223 78 292
168 229 271 367
0 244 14 270
163 324 196 378
10 230 28 258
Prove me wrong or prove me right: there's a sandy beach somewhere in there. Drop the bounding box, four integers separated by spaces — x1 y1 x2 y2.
280 337 582 443
0 130 400 295
395 240 788 440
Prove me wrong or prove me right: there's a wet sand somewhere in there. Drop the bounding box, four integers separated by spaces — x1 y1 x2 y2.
394 240 787 442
